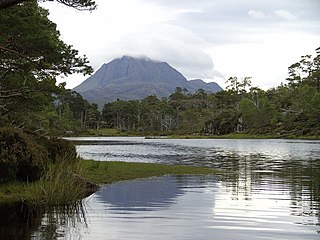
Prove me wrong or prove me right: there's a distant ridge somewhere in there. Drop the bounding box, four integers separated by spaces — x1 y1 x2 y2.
73 56 222 107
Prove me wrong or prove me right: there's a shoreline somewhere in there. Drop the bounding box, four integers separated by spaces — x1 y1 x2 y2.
0 160 217 206
67 129 320 141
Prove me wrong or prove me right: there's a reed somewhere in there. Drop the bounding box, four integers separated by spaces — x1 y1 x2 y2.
23 158 88 206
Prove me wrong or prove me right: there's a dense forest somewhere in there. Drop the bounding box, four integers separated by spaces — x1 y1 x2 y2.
101 50 320 137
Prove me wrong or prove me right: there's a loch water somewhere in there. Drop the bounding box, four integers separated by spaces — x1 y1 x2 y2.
1 137 319 239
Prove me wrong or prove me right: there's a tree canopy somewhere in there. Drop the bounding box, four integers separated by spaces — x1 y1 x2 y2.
0 0 96 134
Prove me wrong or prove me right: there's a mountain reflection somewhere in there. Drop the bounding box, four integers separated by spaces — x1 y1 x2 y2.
96 175 216 212
97 176 182 211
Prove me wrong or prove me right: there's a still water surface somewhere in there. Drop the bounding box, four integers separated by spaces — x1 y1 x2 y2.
1 137 320 239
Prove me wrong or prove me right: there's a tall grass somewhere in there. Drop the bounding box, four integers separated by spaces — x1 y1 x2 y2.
24 157 90 206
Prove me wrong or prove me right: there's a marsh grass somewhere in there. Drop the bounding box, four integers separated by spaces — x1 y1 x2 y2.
23 158 88 206
0 182 26 204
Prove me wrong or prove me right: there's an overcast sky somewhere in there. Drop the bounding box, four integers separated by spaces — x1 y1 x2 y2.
42 0 320 90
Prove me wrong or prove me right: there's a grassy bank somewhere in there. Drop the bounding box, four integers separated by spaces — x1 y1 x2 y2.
0 160 89 205
0 160 216 205
81 160 216 184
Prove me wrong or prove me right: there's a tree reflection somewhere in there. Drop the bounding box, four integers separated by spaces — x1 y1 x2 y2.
33 202 88 239
0 203 44 240
0 200 88 240
218 152 320 227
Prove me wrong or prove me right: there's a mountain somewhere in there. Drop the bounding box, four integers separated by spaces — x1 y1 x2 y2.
73 56 222 107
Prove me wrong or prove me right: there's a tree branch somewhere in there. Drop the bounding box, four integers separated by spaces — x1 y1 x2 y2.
0 45 41 69
0 0 24 9
0 92 23 98
0 0 97 10
0 88 32 99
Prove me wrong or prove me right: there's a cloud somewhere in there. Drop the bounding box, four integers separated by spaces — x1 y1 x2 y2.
248 9 297 21
274 10 297 21
95 24 215 80
248 10 269 20
42 0 320 90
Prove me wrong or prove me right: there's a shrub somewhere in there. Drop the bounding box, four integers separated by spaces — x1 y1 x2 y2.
39 137 77 164
0 127 48 183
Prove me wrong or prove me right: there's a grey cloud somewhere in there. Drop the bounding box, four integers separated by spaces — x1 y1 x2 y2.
46 0 320 90
94 25 215 80
147 0 320 43
91 0 319 83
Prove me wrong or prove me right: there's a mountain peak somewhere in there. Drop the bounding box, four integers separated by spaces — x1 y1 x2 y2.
73 56 222 107
120 55 158 63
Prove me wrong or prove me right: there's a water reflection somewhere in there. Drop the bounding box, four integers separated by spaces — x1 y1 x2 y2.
72 137 320 235
1 137 319 239
0 201 88 240
96 175 216 213
82 175 218 240
0 203 44 240
97 176 183 211
32 203 88 239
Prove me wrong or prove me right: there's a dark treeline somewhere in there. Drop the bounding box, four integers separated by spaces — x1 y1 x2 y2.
101 48 320 137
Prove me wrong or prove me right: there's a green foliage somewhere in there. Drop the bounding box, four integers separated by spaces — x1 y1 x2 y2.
40 137 77 164
0 0 99 206
0 127 79 183
204 109 239 135
0 1 92 79
0 128 48 183
0 1 97 134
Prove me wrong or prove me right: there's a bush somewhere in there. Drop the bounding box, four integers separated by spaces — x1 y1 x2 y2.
0 128 49 183
40 137 77 164
0 128 79 183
